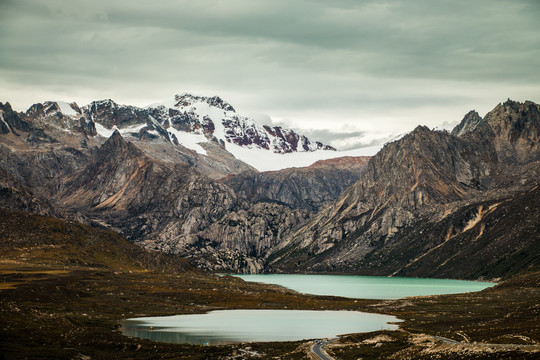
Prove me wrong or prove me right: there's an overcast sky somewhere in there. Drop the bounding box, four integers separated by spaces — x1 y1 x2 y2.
1 0 539 149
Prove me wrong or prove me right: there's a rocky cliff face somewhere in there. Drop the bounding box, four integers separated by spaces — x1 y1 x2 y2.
223 156 370 211
48 130 306 273
57 131 238 241
483 100 540 163
141 202 308 273
0 167 54 216
270 100 540 278
0 102 32 135
368 184 540 280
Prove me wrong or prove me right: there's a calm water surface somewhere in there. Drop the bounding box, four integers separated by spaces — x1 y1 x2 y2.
232 274 495 299
122 310 400 345
122 275 494 345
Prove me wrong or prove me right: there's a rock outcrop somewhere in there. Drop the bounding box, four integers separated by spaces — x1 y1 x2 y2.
0 102 32 135
224 156 370 211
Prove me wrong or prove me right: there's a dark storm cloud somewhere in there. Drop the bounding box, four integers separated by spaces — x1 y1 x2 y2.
1 0 539 147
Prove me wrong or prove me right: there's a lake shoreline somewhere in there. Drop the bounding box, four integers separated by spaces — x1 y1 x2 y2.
2 261 538 359
226 270 502 283
122 309 401 345
232 273 496 300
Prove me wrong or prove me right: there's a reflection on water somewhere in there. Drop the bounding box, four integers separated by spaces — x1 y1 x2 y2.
233 274 496 299
122 327 235 345
122 309 401 345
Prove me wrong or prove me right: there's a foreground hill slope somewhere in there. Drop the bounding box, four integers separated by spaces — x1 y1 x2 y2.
0 207 191 273
0 207 370 359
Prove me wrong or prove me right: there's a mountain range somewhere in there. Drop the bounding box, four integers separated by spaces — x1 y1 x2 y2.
0 96 538 278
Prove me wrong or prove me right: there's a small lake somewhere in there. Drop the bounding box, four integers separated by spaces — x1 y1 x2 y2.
232 274 495 299
122 309 400 345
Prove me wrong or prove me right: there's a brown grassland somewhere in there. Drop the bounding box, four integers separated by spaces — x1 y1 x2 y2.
0 208 538 359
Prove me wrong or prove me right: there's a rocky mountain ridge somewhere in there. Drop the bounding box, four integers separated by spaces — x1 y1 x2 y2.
10 94 348 177
26 94 334 154
269 99 540 278
1 98 538 278
223 156 370 211
1 98 351 273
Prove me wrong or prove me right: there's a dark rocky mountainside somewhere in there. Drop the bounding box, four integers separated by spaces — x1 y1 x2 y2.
270 100 540 279
377 184 540 279
0 95 356 273
0 167 54 216
1 97 539 278
223 156 370 211
54 130 268 272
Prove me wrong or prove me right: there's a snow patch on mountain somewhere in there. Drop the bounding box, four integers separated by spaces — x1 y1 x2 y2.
225 143 379 172
167 126 208 155
95 123 118 138
55 101 79 116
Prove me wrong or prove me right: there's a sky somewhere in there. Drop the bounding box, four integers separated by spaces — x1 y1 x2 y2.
1 0 539 150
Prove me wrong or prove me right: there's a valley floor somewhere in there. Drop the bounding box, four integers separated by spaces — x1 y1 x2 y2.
1 260 539 359
0 206 538 359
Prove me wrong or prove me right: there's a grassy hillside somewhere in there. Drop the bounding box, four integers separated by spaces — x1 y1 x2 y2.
0 207 191 273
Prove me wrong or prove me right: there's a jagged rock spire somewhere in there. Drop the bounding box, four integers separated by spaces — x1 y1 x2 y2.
451 110 483 137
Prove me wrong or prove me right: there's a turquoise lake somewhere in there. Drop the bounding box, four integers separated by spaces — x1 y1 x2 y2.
122 309 401 345
232 274 495 299
122 275 494 344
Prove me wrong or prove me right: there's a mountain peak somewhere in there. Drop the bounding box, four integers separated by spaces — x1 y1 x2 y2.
89 99 118 110
451 110 483 137
101 129 128 152
26 101 81 119
1 101 32 135
502 98 518 107
412 124 431 133
0 101 13 111
173 93 235 112
484 99 540 163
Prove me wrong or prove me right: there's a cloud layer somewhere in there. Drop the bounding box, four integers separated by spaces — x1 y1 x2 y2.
1 0 539 148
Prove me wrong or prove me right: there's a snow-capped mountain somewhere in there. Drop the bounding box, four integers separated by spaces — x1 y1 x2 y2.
22 94 380 171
